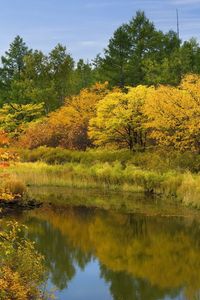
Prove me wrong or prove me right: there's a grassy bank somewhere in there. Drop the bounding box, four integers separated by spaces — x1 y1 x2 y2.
4 160 200 209
19 147 200 173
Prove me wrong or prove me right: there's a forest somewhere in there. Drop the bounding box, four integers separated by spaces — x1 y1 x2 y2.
0 11 199 152
1 10 200 299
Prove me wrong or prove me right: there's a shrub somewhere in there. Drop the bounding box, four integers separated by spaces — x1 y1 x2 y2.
18 147 200 173
4 178 27 197
177 173 200 208
0 221 46 300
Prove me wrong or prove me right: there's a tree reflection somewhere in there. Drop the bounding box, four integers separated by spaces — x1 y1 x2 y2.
24 205 200 300
100 265 179 300
25 216 91 290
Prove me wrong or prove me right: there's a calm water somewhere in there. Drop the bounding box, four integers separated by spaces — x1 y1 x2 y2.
4 189 200 300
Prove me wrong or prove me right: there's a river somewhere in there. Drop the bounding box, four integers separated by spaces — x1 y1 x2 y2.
3 188 200 300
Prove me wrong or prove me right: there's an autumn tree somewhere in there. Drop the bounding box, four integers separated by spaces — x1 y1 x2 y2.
89 86 150 150
0 131 9 147
19 83 109 149
144 74 200 152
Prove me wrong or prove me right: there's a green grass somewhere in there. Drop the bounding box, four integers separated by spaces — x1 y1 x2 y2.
18 147 200 173
5 161 200 208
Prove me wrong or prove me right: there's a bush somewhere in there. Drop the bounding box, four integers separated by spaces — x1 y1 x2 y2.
4 178 27 196
0 221 46 300
18 147 200 173
177 173 200 208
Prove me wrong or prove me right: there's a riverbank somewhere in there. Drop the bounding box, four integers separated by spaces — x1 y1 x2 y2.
3 159 200 209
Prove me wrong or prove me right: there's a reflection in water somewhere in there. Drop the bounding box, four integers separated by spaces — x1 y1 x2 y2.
12 204 200 300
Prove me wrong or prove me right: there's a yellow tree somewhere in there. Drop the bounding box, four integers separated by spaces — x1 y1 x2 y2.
19 83 109 149
49 82 109 149
144 74 200 152
89 86 150 150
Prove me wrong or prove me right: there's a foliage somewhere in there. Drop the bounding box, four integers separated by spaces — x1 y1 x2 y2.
19 83 109 149
0 221 46 299
98 11 181 86
0 36 31 104
0 131 9 147
0 148 19 163
0 11 200 109
89 85 150 150
18 147 200 173
0 102 44 138
0 148 25 202
144 74 200 152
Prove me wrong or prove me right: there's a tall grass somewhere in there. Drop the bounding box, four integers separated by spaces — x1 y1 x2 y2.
6 161 200 208
17 147 200 173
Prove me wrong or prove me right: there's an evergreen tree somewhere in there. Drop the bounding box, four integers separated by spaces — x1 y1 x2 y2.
0 36 31 102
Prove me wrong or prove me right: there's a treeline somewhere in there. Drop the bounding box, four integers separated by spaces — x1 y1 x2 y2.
0 11 200 153
0 74 199 153
0 11 200 111
0 38 95 111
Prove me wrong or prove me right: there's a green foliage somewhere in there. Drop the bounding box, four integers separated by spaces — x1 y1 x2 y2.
98 11 181 86
0 36 31 97
73 59 95 92
0 102 44 137
0 11 200 109
18 147 200 173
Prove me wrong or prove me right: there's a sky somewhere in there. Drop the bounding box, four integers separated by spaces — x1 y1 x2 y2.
0 0 199 61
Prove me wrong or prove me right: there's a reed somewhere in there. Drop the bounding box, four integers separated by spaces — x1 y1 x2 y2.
6 161 200 208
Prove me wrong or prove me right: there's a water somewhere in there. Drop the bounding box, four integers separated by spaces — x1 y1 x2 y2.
4 189 200 300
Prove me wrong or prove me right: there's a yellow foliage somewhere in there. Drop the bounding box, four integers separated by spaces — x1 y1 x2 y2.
19 74 200 152
0 267 29 300
144 74 200 151
0 222 45 300
19 82 109 150
89 85 150 150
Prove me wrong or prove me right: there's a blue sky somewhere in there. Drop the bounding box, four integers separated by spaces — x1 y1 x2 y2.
0 0 199 61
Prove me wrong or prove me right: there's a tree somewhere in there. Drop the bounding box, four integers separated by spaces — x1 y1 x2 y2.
142 31 181 85
0 44 75 111
73 59 94 92
49 44 74 107
0 36 31 102
180 38 200 74
89 86 150 150
127 11 159 84
13 50 57 111
19 83 109 149
0 102 44 139
0 130 9 147
142 49 182 85
101 24 131 87
144 74 200 152
100 11 181 87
